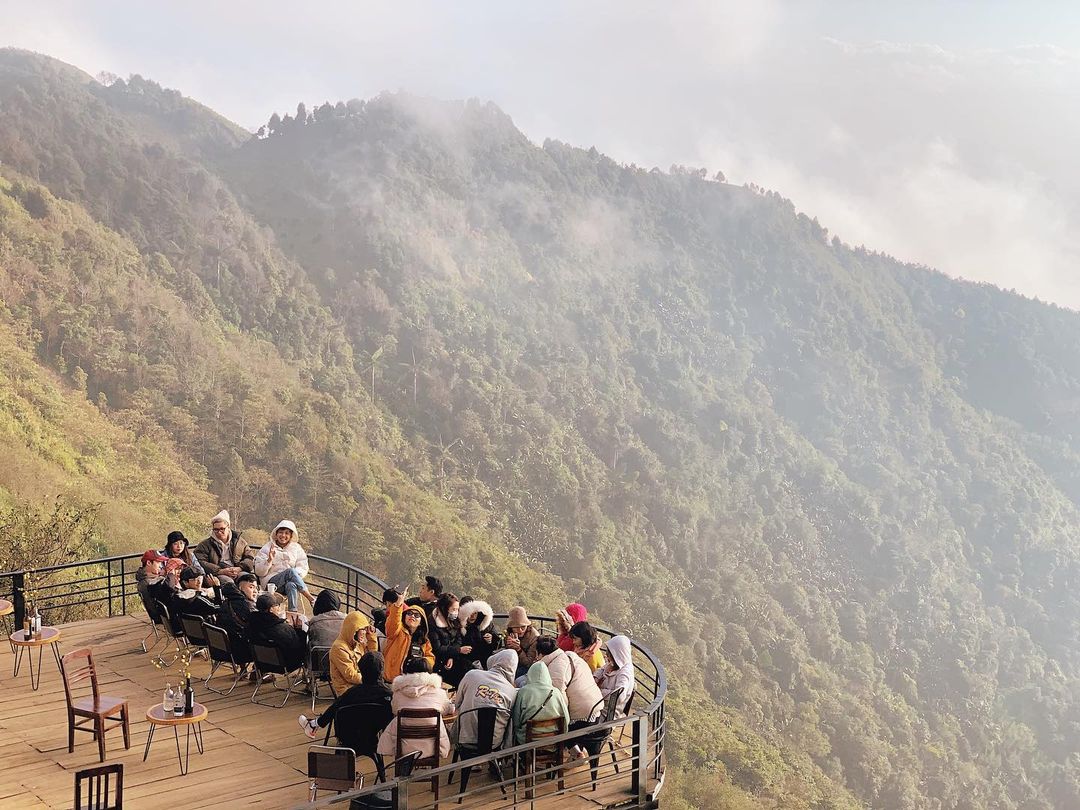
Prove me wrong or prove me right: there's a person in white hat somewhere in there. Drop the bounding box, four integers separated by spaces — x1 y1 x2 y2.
253 519 314 612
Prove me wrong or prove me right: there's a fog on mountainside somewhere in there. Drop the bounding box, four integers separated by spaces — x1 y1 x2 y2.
4 48 1080 808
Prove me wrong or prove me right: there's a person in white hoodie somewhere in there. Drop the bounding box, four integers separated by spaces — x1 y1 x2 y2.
536 636 603 724
377 658 454 761
253 519 314 612
594 635 635 718
452 649 518 751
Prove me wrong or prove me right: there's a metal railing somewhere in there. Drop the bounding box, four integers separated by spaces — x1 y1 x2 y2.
0 552 667 808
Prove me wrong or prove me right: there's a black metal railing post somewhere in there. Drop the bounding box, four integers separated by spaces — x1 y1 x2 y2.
631 712 649 804
12 570 25 629
121 558 128 616
107 560 114 617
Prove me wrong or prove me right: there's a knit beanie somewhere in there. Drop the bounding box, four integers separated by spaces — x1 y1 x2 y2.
211 510 231 526
507 605 531 628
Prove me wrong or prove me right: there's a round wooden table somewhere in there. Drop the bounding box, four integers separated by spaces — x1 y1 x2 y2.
143 702 208 775
9 626 62 690
0 599 12 646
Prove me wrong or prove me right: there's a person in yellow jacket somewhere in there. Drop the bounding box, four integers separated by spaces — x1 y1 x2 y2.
329 610 379 695
382 587 435 681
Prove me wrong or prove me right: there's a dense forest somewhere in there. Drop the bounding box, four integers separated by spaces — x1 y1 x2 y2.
3 48 1080 808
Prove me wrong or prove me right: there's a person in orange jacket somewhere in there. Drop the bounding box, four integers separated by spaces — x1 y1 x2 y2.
381 587 435 681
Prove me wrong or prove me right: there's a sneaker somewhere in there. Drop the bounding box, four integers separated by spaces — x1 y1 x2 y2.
298 715 320 740
569 745 587 761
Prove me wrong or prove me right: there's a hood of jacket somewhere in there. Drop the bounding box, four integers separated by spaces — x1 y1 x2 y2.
486 649 518 685
337 611 372 646
565 603 588 624
523 660 553 689
271 519 299 543
458 600 493 632
606 635 632 669
391 671 444 699
313 589 341 614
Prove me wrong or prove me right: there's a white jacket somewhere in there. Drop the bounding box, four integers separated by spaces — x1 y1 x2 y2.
541 648 604 722
594 635 635 718
253 522 309 586
377 672 454 759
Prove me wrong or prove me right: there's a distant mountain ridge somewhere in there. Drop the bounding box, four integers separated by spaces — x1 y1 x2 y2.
3 47 1080 808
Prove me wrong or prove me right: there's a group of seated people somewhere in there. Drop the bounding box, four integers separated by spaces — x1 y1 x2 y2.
299 577 636 764
135 511 636 767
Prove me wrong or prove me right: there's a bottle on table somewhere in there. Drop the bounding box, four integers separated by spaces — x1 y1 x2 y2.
183 676 195 715
172 685 184 717
164 683 175 713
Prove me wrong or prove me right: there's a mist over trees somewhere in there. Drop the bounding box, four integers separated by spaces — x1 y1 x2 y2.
4 48 1080 808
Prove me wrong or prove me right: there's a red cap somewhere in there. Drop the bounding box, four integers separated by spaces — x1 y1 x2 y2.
141 549 167 565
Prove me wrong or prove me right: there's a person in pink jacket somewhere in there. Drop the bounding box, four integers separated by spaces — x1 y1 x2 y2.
377 658 454 761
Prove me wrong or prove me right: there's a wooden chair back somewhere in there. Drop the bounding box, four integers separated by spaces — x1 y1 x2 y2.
525 715 566 766
74 762 123 810
61 648 101 708
394 707 442 768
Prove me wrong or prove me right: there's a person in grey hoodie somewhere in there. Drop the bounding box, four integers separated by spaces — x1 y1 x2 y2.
452 649 518 750
307 589 347 650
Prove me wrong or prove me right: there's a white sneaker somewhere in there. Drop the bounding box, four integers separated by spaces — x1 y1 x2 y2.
569 745 587 761
298 715 320 740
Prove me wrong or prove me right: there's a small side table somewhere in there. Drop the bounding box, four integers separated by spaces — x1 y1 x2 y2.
0 600 13 650
143 702 208 775
9 627 63 690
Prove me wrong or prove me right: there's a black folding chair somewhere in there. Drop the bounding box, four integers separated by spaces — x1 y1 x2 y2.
448 705 510 802
307 645 335 712
324 702 393 782
250 641 306 707
583 687 625 787
202 623 246 696
179 614 210 658
150 601 185 666
137 590 167 655
307 745 362 801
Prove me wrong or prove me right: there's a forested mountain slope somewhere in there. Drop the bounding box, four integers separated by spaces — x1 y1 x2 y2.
3 48 1080 808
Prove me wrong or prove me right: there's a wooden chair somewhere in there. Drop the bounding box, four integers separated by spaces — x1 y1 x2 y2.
61 649 131 763
448 705 510 802
74 762 123 810
524 716 566 800
307 745 362 802
394 708 443 802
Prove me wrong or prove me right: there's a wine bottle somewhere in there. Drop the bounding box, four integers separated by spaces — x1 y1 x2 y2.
183 676 195 715
164 683 175 713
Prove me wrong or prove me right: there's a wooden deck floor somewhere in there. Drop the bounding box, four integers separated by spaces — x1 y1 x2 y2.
0 614 639 809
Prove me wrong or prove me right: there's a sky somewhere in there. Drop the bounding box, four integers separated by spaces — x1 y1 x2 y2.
4 1 1080 308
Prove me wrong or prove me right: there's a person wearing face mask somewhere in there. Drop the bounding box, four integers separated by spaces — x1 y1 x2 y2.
246 592 308 673
429 592 468 687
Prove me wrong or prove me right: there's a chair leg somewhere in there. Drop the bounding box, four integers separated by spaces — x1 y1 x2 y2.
96 717 106 762
608 738 619 774
375 755 386 783
122 704 131 749
457 764 472 803
448 750 459 785
68 710 75 753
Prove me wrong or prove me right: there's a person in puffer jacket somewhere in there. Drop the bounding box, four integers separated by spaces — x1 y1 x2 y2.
377 658 454 760
510 661 570 746
329 610 380 696
457 599 501 670
382 590 435 681
536 636 603 723
594 635 635 718
253 519 313 612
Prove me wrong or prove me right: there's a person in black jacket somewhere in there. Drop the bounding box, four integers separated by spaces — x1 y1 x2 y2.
430 592 467 687
169 567 221 632
246 592 308 672
457 599 501 671
297 651 394 743
217 572 258 664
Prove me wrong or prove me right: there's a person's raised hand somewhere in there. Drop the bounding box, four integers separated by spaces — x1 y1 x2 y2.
459 645 473 655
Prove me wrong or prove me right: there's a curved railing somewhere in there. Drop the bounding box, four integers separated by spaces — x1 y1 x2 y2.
0 552 667 808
